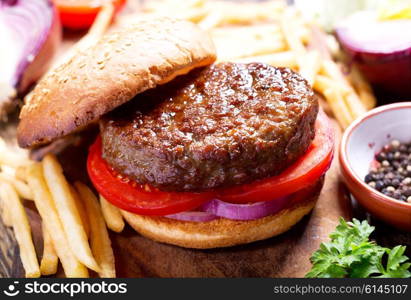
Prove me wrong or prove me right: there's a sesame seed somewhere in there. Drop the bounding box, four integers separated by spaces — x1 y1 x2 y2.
365 140 411 203
391 140 400 148
382 160 390 167
386 186 395 192
403 177 411 185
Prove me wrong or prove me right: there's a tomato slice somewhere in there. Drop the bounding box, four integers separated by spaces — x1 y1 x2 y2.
216 109 335 203
87 109 334 215
87 137 216 216
54 0 126 30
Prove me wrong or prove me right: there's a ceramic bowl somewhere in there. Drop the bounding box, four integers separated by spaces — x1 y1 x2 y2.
339 102 411 231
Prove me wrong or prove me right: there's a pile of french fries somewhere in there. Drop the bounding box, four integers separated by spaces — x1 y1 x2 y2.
0 136 124 278
142 0 377 128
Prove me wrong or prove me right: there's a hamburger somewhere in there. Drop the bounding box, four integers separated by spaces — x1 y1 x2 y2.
17 17 334 249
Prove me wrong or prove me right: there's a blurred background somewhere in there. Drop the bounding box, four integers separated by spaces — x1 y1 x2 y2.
1 0 411 123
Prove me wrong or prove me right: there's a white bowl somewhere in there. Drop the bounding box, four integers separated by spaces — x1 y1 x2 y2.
347 103 411 179
340 102 411 231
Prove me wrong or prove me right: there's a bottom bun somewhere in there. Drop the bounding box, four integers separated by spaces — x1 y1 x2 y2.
121 180 323 249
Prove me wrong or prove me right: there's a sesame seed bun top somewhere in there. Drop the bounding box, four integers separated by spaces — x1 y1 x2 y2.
17 17 216 148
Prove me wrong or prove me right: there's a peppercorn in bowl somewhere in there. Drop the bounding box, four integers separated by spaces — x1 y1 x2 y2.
340 102 411 231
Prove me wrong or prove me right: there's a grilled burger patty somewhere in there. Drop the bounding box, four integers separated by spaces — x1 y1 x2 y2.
100 62 319 192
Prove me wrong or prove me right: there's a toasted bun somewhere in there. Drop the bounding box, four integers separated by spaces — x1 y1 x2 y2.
18 17 216 148
121 188 320 249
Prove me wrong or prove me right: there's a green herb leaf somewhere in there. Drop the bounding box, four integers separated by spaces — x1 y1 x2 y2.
305 218 411 278
376 246 411 278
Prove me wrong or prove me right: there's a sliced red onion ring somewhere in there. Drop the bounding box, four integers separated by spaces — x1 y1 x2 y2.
166 196 290 222
0 0 61 93
166 211 219 222
200 197 289 221
336 11 411 97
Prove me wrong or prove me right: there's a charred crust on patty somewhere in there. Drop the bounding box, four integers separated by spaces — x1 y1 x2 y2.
100 62 319 192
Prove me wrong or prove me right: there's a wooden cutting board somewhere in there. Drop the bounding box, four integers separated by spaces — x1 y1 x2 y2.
0 118 352 277
3 7 411 277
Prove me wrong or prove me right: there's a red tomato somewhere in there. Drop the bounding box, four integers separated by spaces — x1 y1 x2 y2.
87 137 216 216
54 0 126 30
87 109 334 215
217 109 335 203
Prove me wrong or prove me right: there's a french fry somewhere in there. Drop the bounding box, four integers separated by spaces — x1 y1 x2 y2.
145 0 285 25
210 24 281 38
320 59 344 80
0 182 40 278
27 163 89 278
323 88 352 129
280 11 313 79
40 223 58 276
307 25 333 61
15 165 29 182
280 12 305 55
298 50 321 86
216 40 285 61
235 51 297 68
69 185 90 239
170 7 209 22
299 26 311 45
76 182 115 278
211 25 285 58
0 184 13 227
345 92 367 119
0 137 31 169
42 154 99 272
144 0 205 12
347 67 377 110
214 34 285 60
100 196 124 233
206 0 285 25
358 88 377 111
321 60 367 119
0 172 34 201
143 0 208 22
198 10 222 30
321 60 364 97
314 75 351 95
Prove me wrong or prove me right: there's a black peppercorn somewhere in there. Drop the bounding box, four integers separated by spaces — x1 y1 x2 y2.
375 180 384 191
364 140 411 203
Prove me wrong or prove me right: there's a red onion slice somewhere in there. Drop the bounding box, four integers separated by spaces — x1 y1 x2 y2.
0 0 61 93
336 11 411 54
166 211 219 222
166 196 290 222
200 197 289 221
336 11 411 97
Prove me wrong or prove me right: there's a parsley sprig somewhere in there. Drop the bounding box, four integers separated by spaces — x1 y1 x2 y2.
306 218 411 278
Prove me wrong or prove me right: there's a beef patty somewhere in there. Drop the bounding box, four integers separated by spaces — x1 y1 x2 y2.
100 62 319 192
